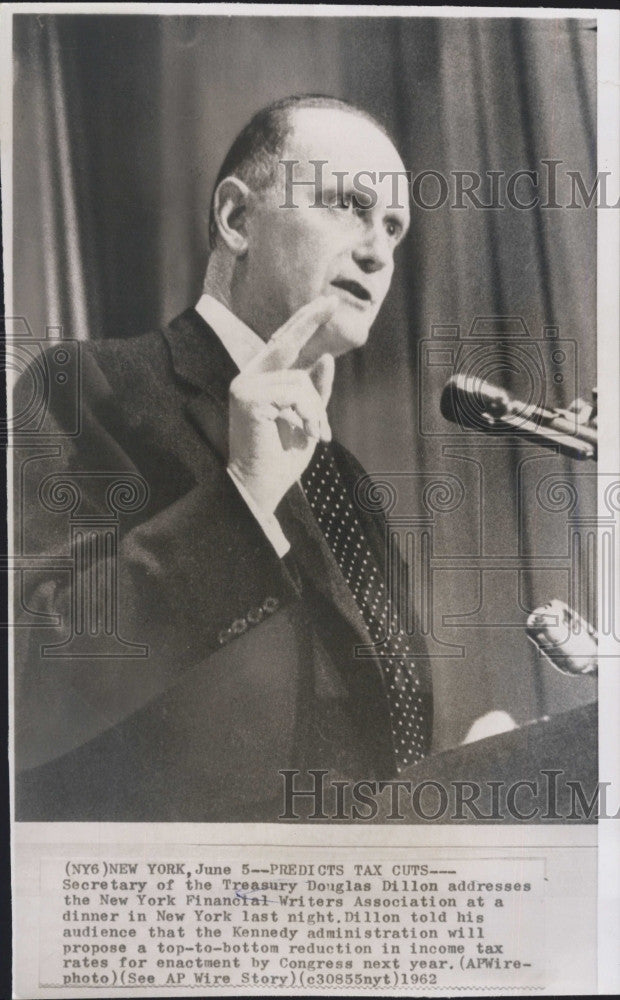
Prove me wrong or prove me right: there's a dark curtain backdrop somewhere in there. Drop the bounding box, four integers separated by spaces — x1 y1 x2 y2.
13 15 597 750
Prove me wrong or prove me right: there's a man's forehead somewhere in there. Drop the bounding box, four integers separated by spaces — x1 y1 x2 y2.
283 106 406 176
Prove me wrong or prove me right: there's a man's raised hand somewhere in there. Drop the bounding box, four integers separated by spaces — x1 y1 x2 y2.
228 296 338 515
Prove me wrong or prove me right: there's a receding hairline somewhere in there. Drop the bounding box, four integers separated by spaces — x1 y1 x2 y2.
237 100 394 187
282 100 392 137
208 96 397 249
280 103 397 158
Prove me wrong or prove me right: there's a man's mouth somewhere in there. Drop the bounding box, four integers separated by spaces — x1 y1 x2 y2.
330 278 372 303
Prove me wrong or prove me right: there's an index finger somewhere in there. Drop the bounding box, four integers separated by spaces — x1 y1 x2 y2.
246 295 339 374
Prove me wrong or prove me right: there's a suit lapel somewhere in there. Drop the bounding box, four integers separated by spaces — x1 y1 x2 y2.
161 308 374 649
163 307 239 397
162 308 235 462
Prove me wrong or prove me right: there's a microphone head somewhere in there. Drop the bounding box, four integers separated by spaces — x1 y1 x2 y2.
439 374 510 430
526 600 598 676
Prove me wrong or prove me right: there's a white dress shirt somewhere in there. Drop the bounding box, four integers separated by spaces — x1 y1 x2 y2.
195 293 291 558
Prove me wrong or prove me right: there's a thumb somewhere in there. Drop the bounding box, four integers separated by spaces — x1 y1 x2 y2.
309 353 336 407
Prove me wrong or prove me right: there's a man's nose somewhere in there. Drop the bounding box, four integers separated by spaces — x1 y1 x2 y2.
352 225 392 274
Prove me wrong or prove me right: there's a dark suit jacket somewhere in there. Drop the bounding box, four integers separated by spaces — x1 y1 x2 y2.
14 308 433 821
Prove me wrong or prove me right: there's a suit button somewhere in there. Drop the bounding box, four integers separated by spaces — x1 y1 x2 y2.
218 627 232 645
231 617 248 635
263 596 280 615
247 606 265 625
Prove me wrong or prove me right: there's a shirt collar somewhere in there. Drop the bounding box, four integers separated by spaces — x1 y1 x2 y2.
195 293 266 371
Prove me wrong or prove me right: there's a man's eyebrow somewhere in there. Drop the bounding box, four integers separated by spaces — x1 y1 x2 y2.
320 179 356 195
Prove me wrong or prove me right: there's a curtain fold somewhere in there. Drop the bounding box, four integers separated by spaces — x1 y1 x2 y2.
16 17 96 339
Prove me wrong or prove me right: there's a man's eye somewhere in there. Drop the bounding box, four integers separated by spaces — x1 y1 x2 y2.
385 218 403 240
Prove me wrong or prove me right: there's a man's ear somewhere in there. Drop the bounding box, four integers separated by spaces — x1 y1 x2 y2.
212 177 251 256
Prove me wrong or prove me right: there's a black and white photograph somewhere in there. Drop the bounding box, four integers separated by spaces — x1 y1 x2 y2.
5 5 619 997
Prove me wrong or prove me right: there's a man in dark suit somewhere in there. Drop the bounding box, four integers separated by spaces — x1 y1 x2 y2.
15 95 433 821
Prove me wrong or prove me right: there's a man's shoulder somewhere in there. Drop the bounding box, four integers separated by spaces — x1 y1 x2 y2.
58 311 192 403
87 325 170 382
79 322 192 433
84 306 221 394
15 324 171 394
12 317 184 437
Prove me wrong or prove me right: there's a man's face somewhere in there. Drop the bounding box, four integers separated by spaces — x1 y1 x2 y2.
236 107 410 360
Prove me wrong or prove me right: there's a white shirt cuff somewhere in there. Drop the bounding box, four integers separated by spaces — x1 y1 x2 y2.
227 467 291 558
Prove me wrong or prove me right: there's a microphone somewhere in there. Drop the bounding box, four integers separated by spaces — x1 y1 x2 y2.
526 600 598 676
440 374 597 460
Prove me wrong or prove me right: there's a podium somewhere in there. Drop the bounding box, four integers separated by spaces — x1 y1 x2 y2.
371 701 598 824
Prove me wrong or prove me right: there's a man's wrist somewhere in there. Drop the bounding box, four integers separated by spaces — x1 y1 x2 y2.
227 465 290 558
227 460 277 517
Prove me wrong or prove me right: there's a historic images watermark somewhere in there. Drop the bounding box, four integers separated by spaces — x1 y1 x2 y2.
279 159 619 211
278 769 618 823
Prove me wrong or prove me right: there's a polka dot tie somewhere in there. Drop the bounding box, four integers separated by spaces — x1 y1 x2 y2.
301 444 429 771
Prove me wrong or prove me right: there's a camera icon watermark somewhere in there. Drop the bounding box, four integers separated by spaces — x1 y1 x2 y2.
418 316 580 443
6 317 82 438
